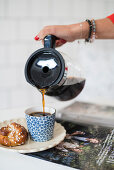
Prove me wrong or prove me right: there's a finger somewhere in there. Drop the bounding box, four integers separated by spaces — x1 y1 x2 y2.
37 26 55 40
55 39 67 47
34 29 53 41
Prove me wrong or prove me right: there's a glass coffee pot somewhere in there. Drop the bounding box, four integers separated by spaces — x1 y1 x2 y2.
25 35 85 101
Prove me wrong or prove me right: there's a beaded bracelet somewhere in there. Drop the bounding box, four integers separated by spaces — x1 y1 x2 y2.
91 19 96 42
85 19 93 42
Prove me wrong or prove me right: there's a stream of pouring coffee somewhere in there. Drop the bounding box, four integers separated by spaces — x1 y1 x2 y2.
40 89 46 114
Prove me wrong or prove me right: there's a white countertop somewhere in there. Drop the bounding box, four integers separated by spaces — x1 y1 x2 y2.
0 107 76 170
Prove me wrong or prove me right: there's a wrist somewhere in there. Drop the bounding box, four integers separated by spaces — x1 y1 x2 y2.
70 21 89 41
82 21 89 39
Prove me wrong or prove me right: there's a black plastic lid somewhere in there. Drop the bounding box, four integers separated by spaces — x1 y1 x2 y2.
25 47 65 88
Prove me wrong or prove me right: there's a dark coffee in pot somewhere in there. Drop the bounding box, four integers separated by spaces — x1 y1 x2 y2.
46 77 85 101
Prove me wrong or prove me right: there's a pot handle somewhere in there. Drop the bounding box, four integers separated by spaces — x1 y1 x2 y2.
44 35 57 49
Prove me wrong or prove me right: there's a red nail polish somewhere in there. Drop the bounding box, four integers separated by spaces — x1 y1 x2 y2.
34 36 39 40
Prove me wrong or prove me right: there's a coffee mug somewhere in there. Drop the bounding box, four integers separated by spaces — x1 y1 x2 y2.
25 106 56 142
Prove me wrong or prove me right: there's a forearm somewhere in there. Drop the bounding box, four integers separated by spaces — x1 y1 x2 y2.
71 18 114 40
95 18 114 39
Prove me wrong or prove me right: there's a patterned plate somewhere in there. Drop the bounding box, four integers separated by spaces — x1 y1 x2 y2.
0 118 66 153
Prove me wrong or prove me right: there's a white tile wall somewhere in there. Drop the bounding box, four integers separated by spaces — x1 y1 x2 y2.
19 20 40 41
29 0 50 17
52 0 73 17
8 0 29 17
0 45 7 66
0 90 10 109
0 0 5 17
0 0 114 110
0 67 18 88
0 19 17 41
8 44 29 66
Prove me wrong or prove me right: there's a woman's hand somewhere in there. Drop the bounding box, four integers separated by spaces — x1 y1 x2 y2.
34 23 88 47
34 25 75 47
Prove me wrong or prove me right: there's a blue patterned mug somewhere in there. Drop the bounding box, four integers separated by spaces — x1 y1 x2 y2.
25 106 56 142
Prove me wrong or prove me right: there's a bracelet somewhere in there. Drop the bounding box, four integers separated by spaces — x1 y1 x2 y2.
85 19 93 42
91 19 96 42
79 23 83 39
78 23 83 43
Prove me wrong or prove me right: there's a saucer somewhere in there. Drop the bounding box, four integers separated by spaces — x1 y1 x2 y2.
0 118 66 153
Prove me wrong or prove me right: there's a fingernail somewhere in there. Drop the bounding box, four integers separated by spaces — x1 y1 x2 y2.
60 39 67 43
34 35 39 40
